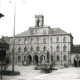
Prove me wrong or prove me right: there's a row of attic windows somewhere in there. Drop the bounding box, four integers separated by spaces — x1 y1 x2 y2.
12 37 67 44
16 45 67 53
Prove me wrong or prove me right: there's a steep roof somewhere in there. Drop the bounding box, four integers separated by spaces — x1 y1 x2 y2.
0 39 8 44
0 38 9 49
15 27 69 37
51 28 68 35
15 30 29 37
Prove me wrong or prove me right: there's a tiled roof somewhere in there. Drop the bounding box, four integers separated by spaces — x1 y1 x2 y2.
15 30 29 37
51 28 68 35
15 27 69 37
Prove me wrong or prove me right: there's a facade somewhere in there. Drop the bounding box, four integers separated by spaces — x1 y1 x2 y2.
9 15 73 66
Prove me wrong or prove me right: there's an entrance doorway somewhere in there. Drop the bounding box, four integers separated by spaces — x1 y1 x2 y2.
74 56 80 67
40 55 45 64
27 55 32 65
34 55 38 65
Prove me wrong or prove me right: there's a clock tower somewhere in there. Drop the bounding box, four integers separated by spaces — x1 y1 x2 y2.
35 15 44 28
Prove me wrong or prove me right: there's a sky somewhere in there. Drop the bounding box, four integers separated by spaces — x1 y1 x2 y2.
0 0 80 44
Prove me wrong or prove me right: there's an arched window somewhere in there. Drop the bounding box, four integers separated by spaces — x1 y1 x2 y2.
57 55 60 61
18 56 21 62
24 47 27 53
18 39 21 44
24 39 27 44
63 55 67 61
18 47 21 53
30 38 33 44
37 37 39 43
43 38 46 44
30 47 33 51
36 46 40 51
12 48 13 53
51 45 53 52
56 45 60 52
63 37 66 42
43 46 46 51
51 37 53 43
56 37 59 42
24 56 26 61
43 30 46 34
63 45 67 52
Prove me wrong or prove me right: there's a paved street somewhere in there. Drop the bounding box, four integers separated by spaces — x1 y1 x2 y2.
2 65 80 80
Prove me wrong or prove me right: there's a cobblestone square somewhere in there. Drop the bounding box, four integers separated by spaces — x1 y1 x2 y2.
2 65 80 80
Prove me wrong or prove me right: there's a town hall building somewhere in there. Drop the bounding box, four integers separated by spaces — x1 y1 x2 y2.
9 15 74 66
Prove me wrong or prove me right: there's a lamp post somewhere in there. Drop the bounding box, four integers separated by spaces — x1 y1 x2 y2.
12 1 16 72
49 28 51 64
9 1 16 72
9 0 26 72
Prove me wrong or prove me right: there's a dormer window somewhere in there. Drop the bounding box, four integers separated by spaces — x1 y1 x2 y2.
43 30 46 34
30 29 33 34
18 39 21 44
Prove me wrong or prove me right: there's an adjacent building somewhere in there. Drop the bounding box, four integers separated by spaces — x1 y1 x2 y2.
0 37 9 63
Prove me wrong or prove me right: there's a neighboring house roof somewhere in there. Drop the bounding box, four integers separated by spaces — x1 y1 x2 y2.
0 38 9 49
0 39 8 44
72 45 80 53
